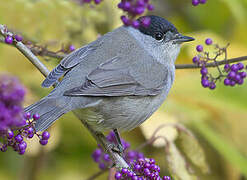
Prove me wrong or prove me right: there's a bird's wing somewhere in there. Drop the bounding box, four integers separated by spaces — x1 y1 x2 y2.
41 40 103 88
63 55 169 97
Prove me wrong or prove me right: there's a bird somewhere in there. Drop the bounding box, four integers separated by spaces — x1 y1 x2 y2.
25 15 194 151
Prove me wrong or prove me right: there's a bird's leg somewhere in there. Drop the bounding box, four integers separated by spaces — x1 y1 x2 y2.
113 129 124 154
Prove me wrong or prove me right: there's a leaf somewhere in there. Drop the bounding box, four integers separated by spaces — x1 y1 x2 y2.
176 127 210 174
166 142 197 180
191 121 247 177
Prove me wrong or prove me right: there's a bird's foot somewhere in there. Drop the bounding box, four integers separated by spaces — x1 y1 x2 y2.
108 143 124 155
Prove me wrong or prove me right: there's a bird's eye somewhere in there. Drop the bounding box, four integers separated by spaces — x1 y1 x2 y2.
154 32 164 41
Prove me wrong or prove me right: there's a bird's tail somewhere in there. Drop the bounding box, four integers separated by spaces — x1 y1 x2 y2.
24 97 69 131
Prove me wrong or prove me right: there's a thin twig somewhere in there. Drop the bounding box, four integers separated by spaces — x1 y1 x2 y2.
0 24 129 170
175 56 247 69
86 169 107 180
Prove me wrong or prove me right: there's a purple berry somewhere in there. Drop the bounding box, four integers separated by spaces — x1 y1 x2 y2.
200 0 207 4
132 176 139 180
201 79 210 87
200 67 208 75
237 79 244 85
14 34 23 42
39 139 48 145
163 176 171 180
15 134 23 143
94 0 101 4
147 4 154 11
196 45 203 52
103 153 110 161
123 2 131 11
33 113 40 120
144 162 151 168
205 38 213 45
132 20 140 29
231 64 239 72
192 56 200 64
92 148 102 158
27 127 34 134
19 150 25 155
134 164 141 171
237 63 244 70
224 64 230 71
127 171 134 177
192 0 200 6
143 168 151 176
69 45 75 52
149 158 155 164
234 74 241 82
228 71 236 79
118 2 124 9
115 172 122 180
135 7 145 15
28 133 34 138
209 82 216 90
24 112 31 120
121 168 128 174
136 0 145 6
42 131 50 140
18 141 27 150
5 35 13 44
230 80 236 86
240 72 246 78
7 130 14 139
99 163 105 170
224 78 231 86
121 16 130 26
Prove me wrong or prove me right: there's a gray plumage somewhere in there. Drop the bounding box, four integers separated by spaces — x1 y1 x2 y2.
25 15 194 132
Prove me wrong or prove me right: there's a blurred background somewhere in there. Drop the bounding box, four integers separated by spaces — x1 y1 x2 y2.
0 0 247 179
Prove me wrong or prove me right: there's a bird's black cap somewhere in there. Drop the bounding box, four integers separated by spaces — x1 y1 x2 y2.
137 15 178 38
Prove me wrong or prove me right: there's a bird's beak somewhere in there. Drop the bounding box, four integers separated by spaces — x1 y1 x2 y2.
173 34 195 44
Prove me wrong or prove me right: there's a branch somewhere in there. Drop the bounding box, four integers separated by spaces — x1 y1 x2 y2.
0 34 50 77
175 56 247 69
0 36 66 60
1 35 247 69
0 24 129 169
86 169 107 180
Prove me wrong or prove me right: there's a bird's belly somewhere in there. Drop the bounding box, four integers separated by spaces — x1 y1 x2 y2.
74 89 169 132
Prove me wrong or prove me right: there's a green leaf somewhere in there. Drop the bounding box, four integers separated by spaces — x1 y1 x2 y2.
191 121 247 177
176 128 210 174
166 142 197 180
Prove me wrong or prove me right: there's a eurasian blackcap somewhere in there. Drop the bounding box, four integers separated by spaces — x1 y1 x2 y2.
25 15 194 149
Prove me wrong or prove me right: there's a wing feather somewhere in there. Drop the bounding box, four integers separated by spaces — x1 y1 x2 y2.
42 40 103 88
63 56 168 97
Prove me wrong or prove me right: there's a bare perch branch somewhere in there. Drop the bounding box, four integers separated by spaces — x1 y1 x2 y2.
0 24 129 170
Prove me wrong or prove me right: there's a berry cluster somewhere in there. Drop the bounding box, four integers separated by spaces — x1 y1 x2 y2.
92 131 171 179
118 0 154 28
1 112 50 155
115 158 171 180
0 74 50 155
192 38 247 90
192 0 207 6
0 75 26 130
223 63 246 86
2 27 23 45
